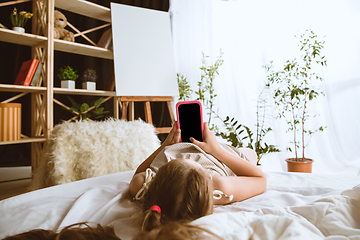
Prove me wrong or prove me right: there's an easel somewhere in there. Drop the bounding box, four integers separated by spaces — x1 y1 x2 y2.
117 96 175 134
109 77 175 134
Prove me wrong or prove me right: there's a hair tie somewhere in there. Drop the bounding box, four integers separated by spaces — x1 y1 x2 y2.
150 205 161 214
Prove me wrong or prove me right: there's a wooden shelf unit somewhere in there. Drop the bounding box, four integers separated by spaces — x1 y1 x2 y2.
0 0 174 172
0 0 115 171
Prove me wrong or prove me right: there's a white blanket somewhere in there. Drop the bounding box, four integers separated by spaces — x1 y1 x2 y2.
0 171 359 240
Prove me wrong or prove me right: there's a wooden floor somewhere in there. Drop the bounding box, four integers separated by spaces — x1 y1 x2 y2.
0 167 31 201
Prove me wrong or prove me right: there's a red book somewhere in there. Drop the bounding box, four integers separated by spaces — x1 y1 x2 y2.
14 59 40 86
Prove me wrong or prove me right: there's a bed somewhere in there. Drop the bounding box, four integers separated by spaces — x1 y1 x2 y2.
1 119 359 239
0 170 359 240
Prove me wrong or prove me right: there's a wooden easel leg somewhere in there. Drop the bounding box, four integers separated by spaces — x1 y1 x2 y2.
129 102 135 121
121 101 128 120
114 97 119 119
144 101 153 124
167 101 175 123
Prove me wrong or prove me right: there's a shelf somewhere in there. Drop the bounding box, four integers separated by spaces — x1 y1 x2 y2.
55 0 111 22
0 84 46 93
54 39 113 59
0 137 47 146
54 87 115 96
0 28 47 47
0 29 112 60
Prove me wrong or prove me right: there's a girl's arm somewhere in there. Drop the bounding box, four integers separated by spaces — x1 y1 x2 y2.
190 122 266 204
129 122 181 198
135 122 181 173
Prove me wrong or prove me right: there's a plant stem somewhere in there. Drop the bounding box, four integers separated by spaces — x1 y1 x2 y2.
302 89 308 160
290 101 298 159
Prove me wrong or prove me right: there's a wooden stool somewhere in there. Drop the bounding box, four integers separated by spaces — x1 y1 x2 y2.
118 96 175 134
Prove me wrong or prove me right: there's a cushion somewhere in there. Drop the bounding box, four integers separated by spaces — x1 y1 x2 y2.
29 118 160 190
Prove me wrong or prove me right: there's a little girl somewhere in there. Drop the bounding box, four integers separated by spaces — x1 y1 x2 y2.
129 121 267 231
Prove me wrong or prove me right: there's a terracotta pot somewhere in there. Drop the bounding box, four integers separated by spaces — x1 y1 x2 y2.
286 158 313 173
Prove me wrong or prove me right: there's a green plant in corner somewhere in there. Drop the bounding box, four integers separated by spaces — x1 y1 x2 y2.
264 29 327 161
196 51 224 125
177 50 279 164
58 65 79 81
177 73 193 101
214 84 280 164
66 96 109 121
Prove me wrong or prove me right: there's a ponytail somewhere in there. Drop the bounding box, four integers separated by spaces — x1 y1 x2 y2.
142 206 162 231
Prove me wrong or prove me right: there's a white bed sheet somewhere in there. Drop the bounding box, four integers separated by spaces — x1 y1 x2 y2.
0 171 359 240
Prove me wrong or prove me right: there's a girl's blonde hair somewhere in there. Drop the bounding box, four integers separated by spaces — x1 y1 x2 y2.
141 159 213 231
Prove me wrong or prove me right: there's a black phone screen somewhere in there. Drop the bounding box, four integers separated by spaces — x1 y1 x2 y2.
178 103 202 142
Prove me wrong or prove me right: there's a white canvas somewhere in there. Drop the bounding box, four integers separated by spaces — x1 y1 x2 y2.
111 3 178 96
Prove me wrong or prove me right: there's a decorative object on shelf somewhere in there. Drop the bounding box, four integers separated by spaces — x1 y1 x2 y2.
81 68 97 90
14 59 40 86
66 96 109 121
12 27 25 33
29 62 43 86
97 28 112 49
54 10 75 42
58 65 79 89
264 29 327 173
0 103 21 141
10 8 33 33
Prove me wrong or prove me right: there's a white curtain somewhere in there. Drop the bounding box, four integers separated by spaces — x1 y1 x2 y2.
170 0 360 174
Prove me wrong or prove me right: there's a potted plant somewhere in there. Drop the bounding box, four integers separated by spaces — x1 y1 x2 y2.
10 8 33 33
58 65 79 89
177 51 279 167
264 29 327 173
213 84 280 168
81 68 97 90
66 96 109 121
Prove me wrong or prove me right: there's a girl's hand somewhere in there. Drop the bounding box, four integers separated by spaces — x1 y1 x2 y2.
162 122 181 147
190 122 222 157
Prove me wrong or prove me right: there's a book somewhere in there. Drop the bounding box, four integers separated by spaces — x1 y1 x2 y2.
14 59 40 86
30 62 43 86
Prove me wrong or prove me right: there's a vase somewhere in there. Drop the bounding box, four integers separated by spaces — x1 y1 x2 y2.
286 158 313 173
12 27 25 33
82 82 96 91
61 80 75 89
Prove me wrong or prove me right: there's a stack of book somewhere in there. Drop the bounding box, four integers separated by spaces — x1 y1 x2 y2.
14 59 43 86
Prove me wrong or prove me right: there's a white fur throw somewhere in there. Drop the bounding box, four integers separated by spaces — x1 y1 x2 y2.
29 118 160 190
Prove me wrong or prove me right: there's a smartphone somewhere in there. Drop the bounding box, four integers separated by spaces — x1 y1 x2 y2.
176 100 204 142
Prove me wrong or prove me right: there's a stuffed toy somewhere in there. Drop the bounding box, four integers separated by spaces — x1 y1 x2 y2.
53 10 75 42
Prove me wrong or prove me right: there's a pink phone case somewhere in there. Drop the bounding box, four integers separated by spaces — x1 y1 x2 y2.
176 100 204 142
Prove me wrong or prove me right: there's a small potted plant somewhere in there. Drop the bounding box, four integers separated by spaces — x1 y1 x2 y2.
66 96 109 121
58 65 79 89
264 29 327 173
10 8 33 33
81 68 97 90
